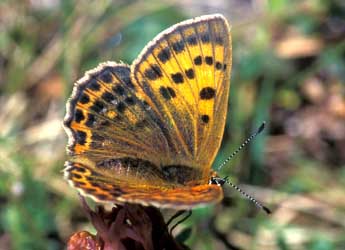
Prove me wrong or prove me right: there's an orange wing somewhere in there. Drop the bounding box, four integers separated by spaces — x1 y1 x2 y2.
131 14 232 178
63 14 231 209
64 159 223 210
63 63 175 167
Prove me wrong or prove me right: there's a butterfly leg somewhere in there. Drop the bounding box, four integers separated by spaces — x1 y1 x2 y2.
167 210 192 235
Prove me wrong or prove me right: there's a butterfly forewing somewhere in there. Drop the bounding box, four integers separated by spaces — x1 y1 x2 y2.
197 18 232 177
132 14 231 177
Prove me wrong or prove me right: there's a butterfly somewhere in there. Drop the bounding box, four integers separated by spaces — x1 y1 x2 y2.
63 14 232 209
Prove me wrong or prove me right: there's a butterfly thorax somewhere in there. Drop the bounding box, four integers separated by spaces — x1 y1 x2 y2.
97 157 205 186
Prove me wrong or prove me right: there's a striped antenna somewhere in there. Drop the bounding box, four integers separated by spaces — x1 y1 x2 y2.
216 121 266 171
214 121 270 214
223 177 271 214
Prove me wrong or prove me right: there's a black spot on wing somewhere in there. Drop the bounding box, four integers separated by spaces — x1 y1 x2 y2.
172 40 185 53
76 130 87 145
90 100 105 113
79 93 90 104
159 86 176 100
102 91 116 102
113 85 125 96
144 64 163 80
215 62 222 70
194 56 202 65
125 96 135 106
116 102 126 113
200 87 215 100
205 56 213 65
200 114 209 123
157 47 171 63
185 69 195 79
171 73 184 84
85 114 96 127
75 109 85 123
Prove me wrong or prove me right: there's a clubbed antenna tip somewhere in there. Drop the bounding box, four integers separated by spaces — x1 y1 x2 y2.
214 121 271 214
257 121 266 134
263 206 271 214
214 176 271 215
216 121 267 172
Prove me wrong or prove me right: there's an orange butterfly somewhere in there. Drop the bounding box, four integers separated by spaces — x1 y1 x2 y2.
63 14 232 209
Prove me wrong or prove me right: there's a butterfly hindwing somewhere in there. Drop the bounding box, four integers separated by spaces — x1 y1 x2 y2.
65 159 223 209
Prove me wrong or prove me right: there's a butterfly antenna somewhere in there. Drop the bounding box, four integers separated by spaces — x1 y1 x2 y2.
214 122 270 214
216 121 266 172
222 176 271 214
